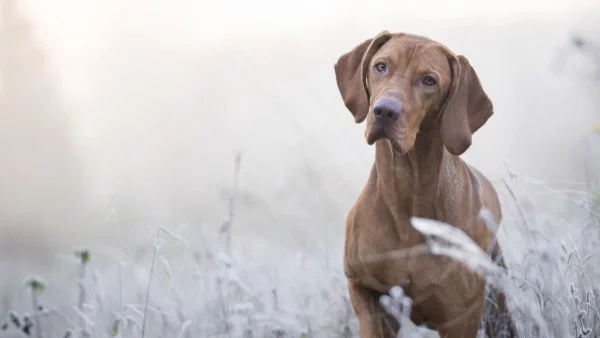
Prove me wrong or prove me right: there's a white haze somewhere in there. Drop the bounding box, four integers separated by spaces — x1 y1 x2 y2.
1 0 599 294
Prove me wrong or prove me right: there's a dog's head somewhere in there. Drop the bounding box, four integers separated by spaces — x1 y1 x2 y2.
334 31 493 155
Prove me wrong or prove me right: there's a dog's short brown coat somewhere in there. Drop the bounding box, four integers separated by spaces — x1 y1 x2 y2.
334 31 515 337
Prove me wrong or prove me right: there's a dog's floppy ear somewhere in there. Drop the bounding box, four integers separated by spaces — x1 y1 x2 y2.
440 55 493 155
334 31 392 123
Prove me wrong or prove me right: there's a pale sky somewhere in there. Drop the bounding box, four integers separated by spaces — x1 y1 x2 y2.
23 0 600 44
18 0 599 106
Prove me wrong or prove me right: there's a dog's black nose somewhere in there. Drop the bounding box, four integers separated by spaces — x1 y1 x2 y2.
373 97 402 122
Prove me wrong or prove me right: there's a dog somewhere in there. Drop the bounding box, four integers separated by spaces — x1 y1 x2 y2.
334 31 516 337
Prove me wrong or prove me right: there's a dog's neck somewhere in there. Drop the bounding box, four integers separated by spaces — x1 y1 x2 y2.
373 127 445 219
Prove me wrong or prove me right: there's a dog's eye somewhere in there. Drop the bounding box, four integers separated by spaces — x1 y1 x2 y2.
374 62 387 73
421 75 437 86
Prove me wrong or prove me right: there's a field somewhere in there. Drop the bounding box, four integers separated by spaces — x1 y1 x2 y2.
1 0 600 337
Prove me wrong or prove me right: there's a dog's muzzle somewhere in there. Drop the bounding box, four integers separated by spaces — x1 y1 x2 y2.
366 97 404 145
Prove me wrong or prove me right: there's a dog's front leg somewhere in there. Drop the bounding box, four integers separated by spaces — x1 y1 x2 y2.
348 279 398 338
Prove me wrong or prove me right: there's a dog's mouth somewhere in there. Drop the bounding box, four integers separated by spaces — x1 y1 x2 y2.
365 124 404 153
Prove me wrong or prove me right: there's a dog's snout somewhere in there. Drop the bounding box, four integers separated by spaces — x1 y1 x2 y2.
373 98 403 122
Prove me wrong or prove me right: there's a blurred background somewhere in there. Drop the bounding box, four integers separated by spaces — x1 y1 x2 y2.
0 0 599 333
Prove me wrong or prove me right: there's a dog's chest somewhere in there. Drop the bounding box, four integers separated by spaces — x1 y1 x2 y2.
347 219 484 304
345 216 427 292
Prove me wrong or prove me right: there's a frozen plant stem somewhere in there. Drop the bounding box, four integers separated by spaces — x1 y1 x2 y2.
216 276 231 336
223 152 242 256
32 291 42 338
76 250 90 333
569 235 600 318
141 229 161 338
108 198 126 338
28 280 43 338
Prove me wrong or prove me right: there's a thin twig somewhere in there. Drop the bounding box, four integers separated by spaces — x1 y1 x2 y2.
107 197 127 338
568 235 600 320
141 228 162 338
31 289 42 338
222 152 242 256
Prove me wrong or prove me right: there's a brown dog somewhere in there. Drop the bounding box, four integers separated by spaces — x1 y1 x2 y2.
334 31 515 338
